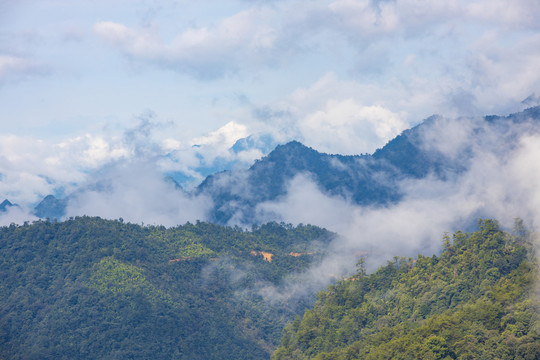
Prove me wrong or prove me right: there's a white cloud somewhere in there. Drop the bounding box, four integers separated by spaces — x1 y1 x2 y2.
325 0 540 39
465 0 540 29
254 113 540 277
281 0 540 117
191 121 249 149
161 120 267 187
65 160 213 226
468 33 540 111
0 133 129 205
93 7 279 78
506 135 540 228
0 55 46 84
299 99 407 154
0 206 38 227
0 117 261 213
328 0 400 36
249 73 418 154
59 134 129 168
256 173 356 230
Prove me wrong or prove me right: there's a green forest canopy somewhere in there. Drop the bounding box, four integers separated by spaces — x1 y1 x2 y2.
0 217 538 359
272 219 539 360
0 217 333 360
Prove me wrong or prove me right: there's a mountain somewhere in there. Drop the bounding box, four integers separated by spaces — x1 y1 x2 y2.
196 141 397 224
197 106 540 224
33 195 67 219
0 199 15 212
2 216 536 359
272 219 539 359
0 217 333 360
31 106 540 224
165 133 279 189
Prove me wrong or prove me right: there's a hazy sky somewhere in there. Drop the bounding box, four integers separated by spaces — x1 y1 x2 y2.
1 0 540 205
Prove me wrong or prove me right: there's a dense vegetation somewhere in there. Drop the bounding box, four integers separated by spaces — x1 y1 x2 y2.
2 217 538 359
273 219 539 359
0 217 333 360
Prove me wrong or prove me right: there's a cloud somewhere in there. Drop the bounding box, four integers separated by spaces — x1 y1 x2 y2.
65 160 212 227
59 134 129 169
467 33 540 111
86 0 540 134
248 73 414 154
0 107 265 214
93 7 279 79
0 115 261 224
0 135 80 204
160 121 267 188
0 205 37 227
327 0 401 37
256 173 356 230
252 111 540 282
189 121 268 165
465 0 540 29
0 114 222 225
287 0 540 115
191 121 250 154
299 99 407 154
325 0 540 39
0 132 133 209
0 55 47 84
0 114 174 207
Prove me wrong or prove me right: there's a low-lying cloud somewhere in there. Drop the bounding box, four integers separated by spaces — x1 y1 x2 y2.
2 107 540 308
65 160 212 227
251 112 540 299
0 107 540 295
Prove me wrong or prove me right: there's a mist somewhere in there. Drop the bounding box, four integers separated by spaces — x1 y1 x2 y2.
0 205 38 227
64 160 213 227
1 109 539 306
245 112 540 302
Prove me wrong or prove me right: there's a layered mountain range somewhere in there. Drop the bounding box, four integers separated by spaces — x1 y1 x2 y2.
14 105 540 225
1 107 539 360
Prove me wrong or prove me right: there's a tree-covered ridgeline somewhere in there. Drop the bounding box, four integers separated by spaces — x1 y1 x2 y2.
272 219 539 360
2 217 538 359
0 216 333 360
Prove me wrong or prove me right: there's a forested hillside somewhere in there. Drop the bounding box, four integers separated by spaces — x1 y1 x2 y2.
273 220 539 360
0 217 333 360
2 217 539 360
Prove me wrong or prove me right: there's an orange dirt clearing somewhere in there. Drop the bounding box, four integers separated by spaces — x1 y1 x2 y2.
250 250 273 262
288 252 314 257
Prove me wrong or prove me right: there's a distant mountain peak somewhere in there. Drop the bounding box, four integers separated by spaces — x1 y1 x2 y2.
0 199 14 212
273 140 315 153
28 106 540 225
34 195 67 220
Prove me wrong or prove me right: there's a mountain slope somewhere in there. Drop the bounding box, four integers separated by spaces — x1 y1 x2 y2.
0 217 333 360
0 199 15 213
272 219 539 359
196 141 400 224
31 106 540 224
198 106 540 224
33 195 67 219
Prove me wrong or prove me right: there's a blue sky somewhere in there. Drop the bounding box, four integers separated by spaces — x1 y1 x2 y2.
1 0 540 206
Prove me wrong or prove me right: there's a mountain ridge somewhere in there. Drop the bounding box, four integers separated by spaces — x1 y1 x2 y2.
29 106 540 224
272 219 539 359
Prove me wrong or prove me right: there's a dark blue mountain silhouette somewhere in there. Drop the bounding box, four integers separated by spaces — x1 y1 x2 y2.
34 106 540 223
196 106 540 224
0 199 16 212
